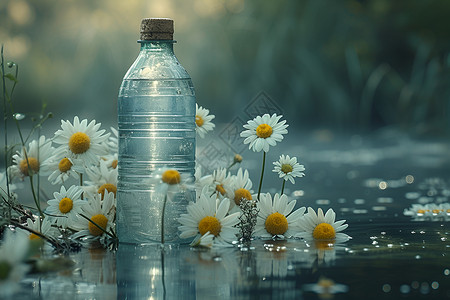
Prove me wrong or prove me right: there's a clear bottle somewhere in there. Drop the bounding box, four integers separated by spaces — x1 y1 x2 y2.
117 18 196 244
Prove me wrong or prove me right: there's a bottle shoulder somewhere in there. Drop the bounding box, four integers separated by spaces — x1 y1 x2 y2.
123 51 191 80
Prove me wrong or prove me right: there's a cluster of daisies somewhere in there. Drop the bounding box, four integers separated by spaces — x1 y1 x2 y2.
0 106 351 253
186 110 351 248
403 203 450 221
3 116 118 245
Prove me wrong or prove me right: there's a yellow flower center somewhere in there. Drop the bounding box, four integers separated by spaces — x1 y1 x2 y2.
281 164 293 174
162 169 181 185
58 158 73 173
234 154 243 163
19 157 40 176
59 197 73 214
432 209 441 214
234 188 252 205
313 223 336 240
29 233 41 240
447 209 450 213
216 184 226 195
195 115 204 127
265 212 288 236
111 159 118 169
256 124 273 138
198 216 221 236
98 183 117 199
417 209 426 214
88 214 108 236
69 132 91 154
0 261 12 280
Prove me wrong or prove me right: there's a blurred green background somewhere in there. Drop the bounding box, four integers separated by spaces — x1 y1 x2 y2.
1 0 450 135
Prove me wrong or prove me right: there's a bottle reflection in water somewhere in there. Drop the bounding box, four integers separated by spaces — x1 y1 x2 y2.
117 244 195 299
117 18 196 244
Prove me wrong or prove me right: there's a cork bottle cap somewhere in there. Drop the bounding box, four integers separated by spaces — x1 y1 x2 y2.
140 18 174 40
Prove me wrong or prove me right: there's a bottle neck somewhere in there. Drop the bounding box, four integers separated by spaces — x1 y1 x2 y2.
138 40 175 53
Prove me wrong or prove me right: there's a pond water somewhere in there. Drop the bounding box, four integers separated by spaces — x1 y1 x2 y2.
12 131 450 299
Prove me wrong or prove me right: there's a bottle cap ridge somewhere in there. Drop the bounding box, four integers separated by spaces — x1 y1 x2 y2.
140 18 174 40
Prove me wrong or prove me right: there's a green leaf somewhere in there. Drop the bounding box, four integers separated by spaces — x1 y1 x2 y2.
4 73 18 83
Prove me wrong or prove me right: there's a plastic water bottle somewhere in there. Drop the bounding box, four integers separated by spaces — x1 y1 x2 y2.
117 18 196 244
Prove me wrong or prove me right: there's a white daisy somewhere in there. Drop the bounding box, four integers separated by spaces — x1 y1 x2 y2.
240 113 288 153
9 135 53 179
255 193 306 239
195 104 215 138
230 168 253 206
178 193 240 245
52 116 109 167
19 216 58 241
83 160 118 200
40 156 85 185
0 229 30 297
272 154 305 184
71 191 116 242
200 167 235 200
296 208 351 243
45 185 87 228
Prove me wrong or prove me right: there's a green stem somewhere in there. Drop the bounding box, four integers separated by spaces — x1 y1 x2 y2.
161 193 168 244
161 249 166 300
281 180 286 195
29 175 44 217
1 46 11 219
257 151 266 201
226 161 236 173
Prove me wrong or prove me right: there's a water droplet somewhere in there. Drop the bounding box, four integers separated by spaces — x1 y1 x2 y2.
400 284 410 293
316 199 330 205
372 206 387 211
377 197 393 203
411 281 420 289
415 255 421 259
444 269 450 276
382 284 391 292
354 199 365 205
431 281 439 289
13 113 25 120
213 256 222 262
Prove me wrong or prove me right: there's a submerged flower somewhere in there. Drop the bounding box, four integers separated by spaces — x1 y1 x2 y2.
178 192 240 245
240 113 288 153
0 229 30 297
152 168 192 196
296 208 350 243
52 116 109 166
10 136 53 179
255 193 306 239
45 185 86 228
71 191 116 241
272 155 305 184
195 104 215 138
